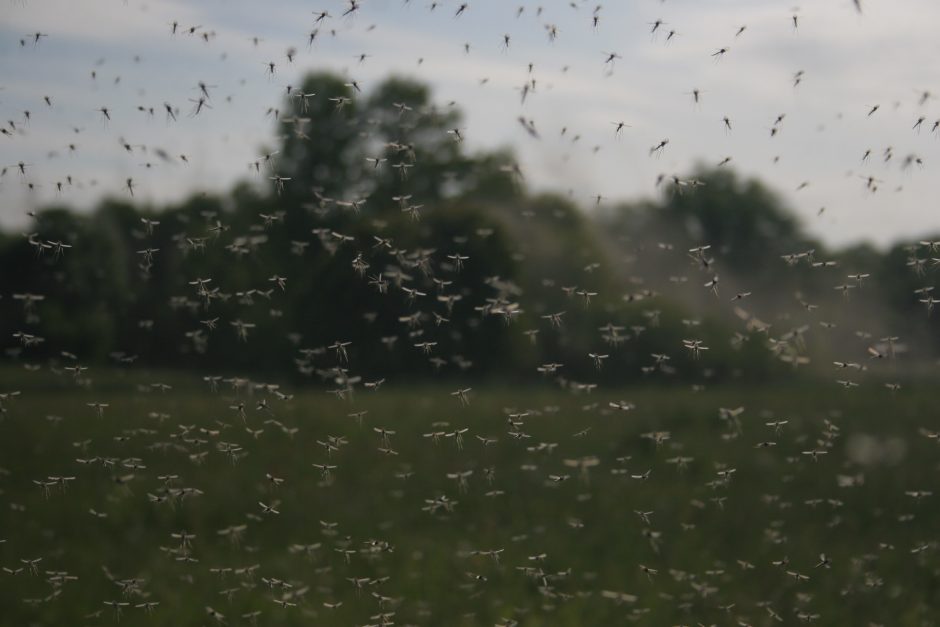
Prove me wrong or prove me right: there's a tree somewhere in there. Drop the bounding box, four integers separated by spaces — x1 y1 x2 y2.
657 167 818 275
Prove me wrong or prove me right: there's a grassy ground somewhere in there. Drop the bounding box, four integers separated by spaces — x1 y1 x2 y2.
0 370 938 626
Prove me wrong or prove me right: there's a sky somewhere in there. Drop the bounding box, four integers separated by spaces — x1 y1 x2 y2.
1 0 939 248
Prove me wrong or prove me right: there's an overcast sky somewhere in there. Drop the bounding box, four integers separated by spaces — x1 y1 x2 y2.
1 0 939 247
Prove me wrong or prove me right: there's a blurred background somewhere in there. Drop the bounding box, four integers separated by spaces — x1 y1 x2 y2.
2 1 940 626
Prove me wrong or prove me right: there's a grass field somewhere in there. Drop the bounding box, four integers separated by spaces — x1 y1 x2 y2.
0 371 938 626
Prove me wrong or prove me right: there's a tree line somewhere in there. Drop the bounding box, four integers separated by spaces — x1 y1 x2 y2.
1 72 934 384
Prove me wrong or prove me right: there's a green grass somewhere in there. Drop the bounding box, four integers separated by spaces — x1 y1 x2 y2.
0 372 938 626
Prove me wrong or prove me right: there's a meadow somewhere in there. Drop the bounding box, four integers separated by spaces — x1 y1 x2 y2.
1 370 937 626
